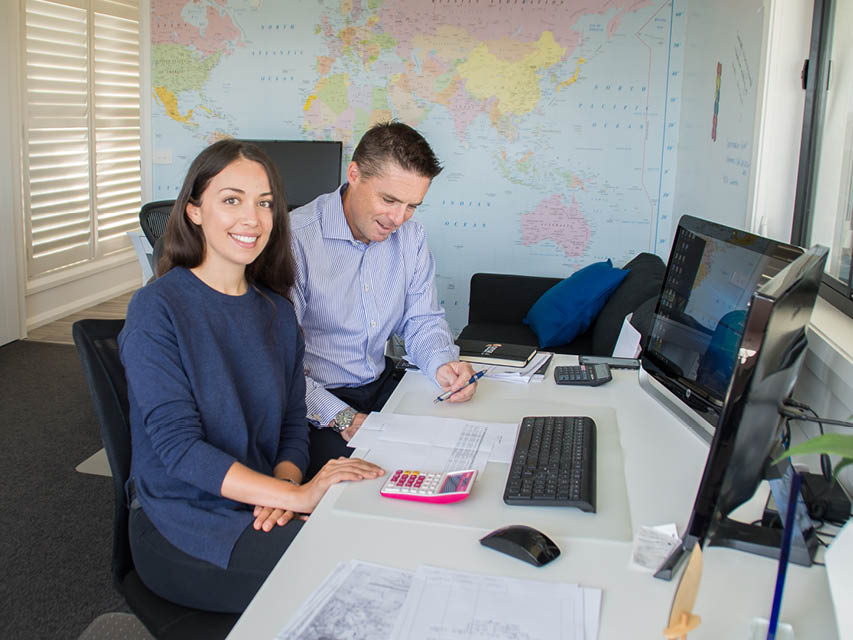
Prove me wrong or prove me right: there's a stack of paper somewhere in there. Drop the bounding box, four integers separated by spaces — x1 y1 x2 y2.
483 351 553 384
277 561 603 640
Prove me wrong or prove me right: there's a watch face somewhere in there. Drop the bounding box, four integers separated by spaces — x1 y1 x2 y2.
333 407 356 431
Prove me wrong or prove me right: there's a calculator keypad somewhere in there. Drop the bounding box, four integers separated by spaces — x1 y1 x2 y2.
553 364 611 386
385 470 442 495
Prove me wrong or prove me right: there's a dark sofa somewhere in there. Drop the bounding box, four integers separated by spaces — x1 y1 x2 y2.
457 253 665 356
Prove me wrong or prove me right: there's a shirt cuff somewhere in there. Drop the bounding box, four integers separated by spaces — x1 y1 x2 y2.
306 386 351 428
423 346 461 387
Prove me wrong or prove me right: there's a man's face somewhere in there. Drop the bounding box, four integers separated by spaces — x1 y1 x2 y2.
341 160 431 244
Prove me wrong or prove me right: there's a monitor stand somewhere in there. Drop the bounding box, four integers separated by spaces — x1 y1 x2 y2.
638 367 714 445
654 465 818 581
707 464 818 566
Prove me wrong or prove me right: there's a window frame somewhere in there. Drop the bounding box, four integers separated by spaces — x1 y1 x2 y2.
791 0 853 317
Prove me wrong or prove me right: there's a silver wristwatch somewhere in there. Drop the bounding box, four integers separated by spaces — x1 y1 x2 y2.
331 406 357 433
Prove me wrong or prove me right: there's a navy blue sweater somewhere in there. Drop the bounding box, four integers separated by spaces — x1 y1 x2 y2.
119 267 309 568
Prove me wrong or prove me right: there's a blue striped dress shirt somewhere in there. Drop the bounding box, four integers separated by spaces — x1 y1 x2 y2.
290 185 459 426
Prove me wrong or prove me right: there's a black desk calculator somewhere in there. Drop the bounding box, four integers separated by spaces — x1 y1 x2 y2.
553 364 612 386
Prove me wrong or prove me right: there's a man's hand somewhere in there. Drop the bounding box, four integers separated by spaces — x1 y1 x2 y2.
339 412 368 442
435 360 478 403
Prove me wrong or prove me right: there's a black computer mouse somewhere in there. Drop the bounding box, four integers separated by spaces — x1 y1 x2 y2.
479 524 561 567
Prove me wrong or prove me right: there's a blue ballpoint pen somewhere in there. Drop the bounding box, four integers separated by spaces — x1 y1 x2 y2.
434 370 485 403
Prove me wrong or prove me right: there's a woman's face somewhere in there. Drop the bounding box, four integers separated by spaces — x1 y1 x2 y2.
185 157 274 273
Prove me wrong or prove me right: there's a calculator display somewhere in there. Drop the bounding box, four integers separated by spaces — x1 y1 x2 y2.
439 474 462 493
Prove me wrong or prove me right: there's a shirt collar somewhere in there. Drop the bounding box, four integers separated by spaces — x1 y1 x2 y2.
321 184 359 242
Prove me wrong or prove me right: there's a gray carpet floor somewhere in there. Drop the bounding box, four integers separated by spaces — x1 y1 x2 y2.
0 340 127 638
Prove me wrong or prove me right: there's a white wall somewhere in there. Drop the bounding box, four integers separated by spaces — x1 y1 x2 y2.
670 0 812 245
670 0 766 241
0 0 24 345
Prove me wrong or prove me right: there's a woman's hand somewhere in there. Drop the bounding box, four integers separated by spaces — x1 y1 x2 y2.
298 457 385 513
220 458 383 520
252 504 306 532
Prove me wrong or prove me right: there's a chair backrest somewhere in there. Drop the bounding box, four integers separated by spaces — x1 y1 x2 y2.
139 200 175 246
72 318 133 589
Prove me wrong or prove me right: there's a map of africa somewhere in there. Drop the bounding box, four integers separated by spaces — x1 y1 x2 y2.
151 0 687 332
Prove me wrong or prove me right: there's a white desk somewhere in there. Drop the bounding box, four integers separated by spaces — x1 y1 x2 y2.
228 356 838 639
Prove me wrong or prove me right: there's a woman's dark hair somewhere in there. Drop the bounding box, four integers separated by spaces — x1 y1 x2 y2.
157 138 295 300
351 121 443 180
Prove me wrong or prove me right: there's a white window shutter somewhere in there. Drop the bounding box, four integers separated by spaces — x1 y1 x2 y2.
93 0 141 255
24 0 92 275
22 0 140 278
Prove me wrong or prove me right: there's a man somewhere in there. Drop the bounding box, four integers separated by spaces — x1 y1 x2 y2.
289 122 477 476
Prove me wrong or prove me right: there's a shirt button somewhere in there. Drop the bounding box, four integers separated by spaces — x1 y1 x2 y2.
364 284 369 291
370 321 377 328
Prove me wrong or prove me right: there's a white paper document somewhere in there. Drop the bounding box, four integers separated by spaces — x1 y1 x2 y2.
391 565 601 640
631 523 681 572
348 413 519 467
275 560 413 640
612 313 642 358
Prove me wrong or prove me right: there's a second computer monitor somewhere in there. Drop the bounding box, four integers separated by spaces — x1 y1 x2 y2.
242 139 343 211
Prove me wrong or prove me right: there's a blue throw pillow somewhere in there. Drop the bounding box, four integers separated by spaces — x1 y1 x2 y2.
524 260 629 348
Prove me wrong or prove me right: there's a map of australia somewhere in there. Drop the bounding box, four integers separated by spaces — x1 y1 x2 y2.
150 0 685 331
521 194 591 258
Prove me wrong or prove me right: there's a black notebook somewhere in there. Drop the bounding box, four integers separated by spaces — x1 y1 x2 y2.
455 339 537 367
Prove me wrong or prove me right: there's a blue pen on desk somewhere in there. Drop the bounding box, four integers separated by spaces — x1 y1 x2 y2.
434 370 485 403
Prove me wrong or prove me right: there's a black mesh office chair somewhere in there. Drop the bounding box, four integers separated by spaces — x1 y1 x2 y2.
72 319 238 639
139 200 175 246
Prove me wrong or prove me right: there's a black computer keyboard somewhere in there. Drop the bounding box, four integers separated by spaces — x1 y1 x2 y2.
503 415 596 512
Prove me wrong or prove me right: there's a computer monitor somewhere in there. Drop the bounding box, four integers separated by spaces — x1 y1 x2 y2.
641 215 803 438
655 244 828 578
241 139 343 210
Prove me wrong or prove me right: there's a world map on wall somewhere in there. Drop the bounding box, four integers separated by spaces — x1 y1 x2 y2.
151 0 686 332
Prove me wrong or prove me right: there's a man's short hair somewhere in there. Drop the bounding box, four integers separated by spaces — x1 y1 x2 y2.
352 121 443 180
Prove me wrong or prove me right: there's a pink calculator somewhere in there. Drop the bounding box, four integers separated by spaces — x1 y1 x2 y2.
380 469 477 504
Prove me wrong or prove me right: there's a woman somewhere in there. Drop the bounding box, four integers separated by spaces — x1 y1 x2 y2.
119 139 384 613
